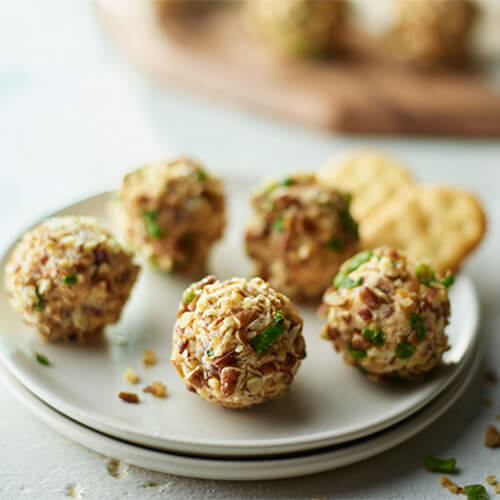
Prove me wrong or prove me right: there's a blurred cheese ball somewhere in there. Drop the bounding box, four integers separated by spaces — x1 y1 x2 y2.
5 216 140 343
116 158 226 276
320 247 452 380
244 0 349 57
245 173 360 302
171 275 306 408
387 0 478 67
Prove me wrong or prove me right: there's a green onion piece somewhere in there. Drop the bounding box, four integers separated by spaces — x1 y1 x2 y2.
183 289 196 304
143 211 165 239
34 286 43 312
464 485 489 500
328 237 344 251
250 311 286 354
415 262 435 286
345 250 373 273
441 275 455 288
206 349 214 357
344 192 353 206
272 214 284 233
338 207 359 239
362 328 385 347
35 353 50 366
410 313 426 341
424 456 456 473
395 341 415 359
63 274 78 284
281 177 293 187
197 170 207 181
333 272 363 290
348 342 366 359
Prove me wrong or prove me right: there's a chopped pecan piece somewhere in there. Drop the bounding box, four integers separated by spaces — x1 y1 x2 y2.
351 333 370 350
212 349 237 369
186 366 204 389
357 308 372 320
118 391 139 403
376 278 392 295
178 338 188 354
360 286 379 309
220 367 241 398
327 326 340 340
231 307 258 329
261 362 275 375
485 425 500 448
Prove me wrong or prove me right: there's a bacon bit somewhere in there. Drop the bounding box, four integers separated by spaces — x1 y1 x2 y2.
118 391 139 403
143 381 167 398
485 370 498 384
357 308 372 320
360 287 379 309
440 476 464 495
212 349 237 368
143 349 157 366
220 367 241 398
485 425 500 448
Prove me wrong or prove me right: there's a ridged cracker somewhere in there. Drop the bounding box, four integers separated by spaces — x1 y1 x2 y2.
361 185 486 273
317 150 415 221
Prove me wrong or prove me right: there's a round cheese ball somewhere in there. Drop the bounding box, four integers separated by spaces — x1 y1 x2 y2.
320 247 451 380
5 216 140 343
245 173 360 302
171 275 306 408
387 0 478 67
244 0 349 57
116 158 226 276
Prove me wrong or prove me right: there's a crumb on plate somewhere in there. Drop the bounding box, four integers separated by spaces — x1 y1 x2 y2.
143 349 157 366
124 368 139 384
485 425 500 448
143 381 167 398
118 391 139 404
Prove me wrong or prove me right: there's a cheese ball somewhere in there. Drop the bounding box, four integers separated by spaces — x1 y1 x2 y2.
320 247 452 380
387 0 478 67
245 173 360 302
171 275 306 408
116 158 226 276
244 0 349 57
5 216 140 343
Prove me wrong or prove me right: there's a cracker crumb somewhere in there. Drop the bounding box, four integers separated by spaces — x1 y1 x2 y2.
485 371 498 384
106 458 126 479
65 483 83 499
440 476 465 495
143 381 167 398
118 391 139 403
143 349 157 366
496 483 500 494
124 368 139 384
486 475 497 485
485 425 500 448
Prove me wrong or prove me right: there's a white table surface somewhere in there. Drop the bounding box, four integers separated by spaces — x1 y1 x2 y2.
0 1 499 498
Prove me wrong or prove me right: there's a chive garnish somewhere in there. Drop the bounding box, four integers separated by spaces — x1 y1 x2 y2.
34 286 43 312
464 485 489 500
272 215 284 233
415 262 435 286
362 328 385 347
63 274 78 284
410 313 426 341
206 349 214 357
197 170 207 181
441 275 455 288
395 341 415 359
143 211 164 239
281 177 293 187
348 342 366 359
183 289 196 304
345 250 373 273
338 194 359 239
250 310 285 354
424 456 456 473
35 353 50 366
328 237 344 251
334 272 363 290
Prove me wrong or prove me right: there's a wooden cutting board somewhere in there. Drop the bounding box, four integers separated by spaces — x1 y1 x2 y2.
94 0 500 137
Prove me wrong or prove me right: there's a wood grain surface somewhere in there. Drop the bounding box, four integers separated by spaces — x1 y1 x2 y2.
94 0 500 136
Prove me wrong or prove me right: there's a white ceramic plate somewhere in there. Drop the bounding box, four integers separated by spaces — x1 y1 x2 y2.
0 342 481 480
0 181 480 457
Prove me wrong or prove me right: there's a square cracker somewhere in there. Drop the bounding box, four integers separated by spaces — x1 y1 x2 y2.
360 185 486 274
317 149 415 221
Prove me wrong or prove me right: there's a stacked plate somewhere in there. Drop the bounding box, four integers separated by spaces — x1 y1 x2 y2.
0 182 481 480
